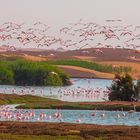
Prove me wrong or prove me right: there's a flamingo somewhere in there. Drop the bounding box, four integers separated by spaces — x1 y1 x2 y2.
128 105 136 113
76 119 81 123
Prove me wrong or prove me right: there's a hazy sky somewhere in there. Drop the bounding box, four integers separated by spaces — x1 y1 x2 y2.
0 0 140 50
0 0 140 26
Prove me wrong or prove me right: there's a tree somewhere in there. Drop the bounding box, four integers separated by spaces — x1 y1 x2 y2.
60 74 72 86
133 80 140 100
108 74 140 101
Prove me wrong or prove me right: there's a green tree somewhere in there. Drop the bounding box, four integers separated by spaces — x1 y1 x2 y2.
133 80 140 99
109 74 140 101
60 74 72 86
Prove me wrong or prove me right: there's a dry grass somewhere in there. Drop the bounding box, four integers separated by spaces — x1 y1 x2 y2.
74 56 96 61
98 61 140 79
0 122 139 140
0 53 47 62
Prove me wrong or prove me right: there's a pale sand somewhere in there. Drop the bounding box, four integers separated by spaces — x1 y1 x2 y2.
74 56 96 61
22 54 47 61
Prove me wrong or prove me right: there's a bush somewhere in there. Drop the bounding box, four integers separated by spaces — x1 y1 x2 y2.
0 60 71 86
0 66 14 85
108 74 140 101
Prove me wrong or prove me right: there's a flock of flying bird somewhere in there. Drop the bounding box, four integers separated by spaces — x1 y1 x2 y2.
0 20 140 51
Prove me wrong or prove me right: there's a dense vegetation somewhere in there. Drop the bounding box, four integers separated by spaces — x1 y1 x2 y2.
0 60 71 86
46 60 132 73
109 74 140 101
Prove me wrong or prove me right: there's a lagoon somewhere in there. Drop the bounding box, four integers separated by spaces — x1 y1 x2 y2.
1 105 140 126
0 78 112 102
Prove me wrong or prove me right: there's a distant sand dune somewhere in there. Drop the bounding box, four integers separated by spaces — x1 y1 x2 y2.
22 54 47 61
74 56 96 61
98 61 140 79
98 61 140 71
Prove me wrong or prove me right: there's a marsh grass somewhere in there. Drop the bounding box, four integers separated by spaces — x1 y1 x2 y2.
0 122 139 140
0 94 140 111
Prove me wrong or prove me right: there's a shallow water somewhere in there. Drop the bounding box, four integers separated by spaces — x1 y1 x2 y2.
32 109 140 126
0 78 112 102
1 105 140 126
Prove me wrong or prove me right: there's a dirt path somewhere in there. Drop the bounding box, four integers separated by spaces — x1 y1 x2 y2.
59 65 114 79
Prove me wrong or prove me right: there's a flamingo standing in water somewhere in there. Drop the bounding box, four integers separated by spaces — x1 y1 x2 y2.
128 105 136 114
76 119 81 123
100 111 105 119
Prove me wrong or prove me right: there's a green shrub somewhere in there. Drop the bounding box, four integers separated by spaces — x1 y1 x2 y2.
0 60 71 86
109 74 140 101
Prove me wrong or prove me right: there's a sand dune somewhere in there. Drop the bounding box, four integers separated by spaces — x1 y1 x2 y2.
74 56 96 61
23 54 47 61
2 48 140 62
